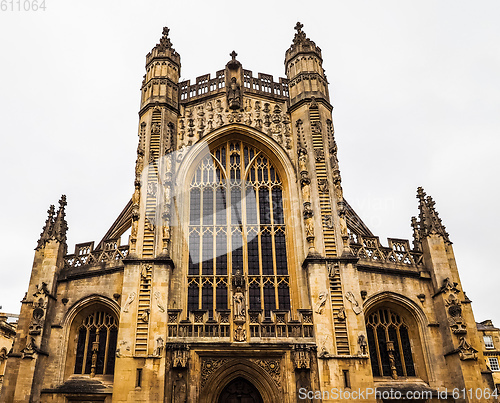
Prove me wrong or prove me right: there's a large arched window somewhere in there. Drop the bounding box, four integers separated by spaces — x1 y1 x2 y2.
73 310 118 377
187 140 291 318
366 307 416 378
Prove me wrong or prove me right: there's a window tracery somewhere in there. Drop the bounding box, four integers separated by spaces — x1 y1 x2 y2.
73 310 118 377
187 140 291 318
366 307 416 378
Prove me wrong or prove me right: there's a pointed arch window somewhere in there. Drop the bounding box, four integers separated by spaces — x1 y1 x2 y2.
187 140 291 318
73 311 118 376
366 308 416 378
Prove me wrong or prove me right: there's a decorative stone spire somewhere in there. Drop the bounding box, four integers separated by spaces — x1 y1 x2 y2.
36 205 55 250
285 22 329 104
52 195 68 243
286 22 322 60
155 27 175 52
412 187 450 246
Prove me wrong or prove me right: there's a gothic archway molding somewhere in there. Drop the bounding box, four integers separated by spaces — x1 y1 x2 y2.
199 359 281 403
362 291 434 383
171 124 307 316
175 124 297 191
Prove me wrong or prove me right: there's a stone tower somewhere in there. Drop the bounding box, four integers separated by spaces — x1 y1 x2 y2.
1 24 496 403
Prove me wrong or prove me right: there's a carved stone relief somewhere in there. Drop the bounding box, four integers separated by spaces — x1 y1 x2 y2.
177 97 291 153
234 325 246 342
457 337 478 361
201 358 229 387
122 292 136 313
170 344 190 368
154 291 166 313
345 291 362 314
314 291 327 314
293 345 313 369
249 359 281 386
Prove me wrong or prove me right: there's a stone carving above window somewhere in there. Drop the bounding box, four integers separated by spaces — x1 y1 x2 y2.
177 97 291 153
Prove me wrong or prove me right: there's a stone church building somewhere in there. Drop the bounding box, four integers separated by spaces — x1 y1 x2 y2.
1 24 497 402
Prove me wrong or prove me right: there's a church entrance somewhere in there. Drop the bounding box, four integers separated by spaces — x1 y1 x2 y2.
217 377 263 403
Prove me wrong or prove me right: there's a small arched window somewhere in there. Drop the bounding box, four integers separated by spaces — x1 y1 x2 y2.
366 307 416 378
73 311 118 377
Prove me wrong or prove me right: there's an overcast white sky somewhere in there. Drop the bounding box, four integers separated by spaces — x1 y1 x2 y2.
0 1 499 328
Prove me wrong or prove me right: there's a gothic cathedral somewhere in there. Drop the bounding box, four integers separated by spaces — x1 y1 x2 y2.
1 24 496 403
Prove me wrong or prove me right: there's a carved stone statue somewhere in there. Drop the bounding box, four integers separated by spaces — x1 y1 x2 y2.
314 291 327 314
298 148 308 174
227 77 241 110
233 287 245 320
358 334 368 356
172 373 187 403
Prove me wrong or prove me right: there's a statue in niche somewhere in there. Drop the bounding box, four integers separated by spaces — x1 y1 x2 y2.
298 148 308 174
296 372 311 402
206 101 213 111
227 77 241 110
155 336 164 356
305 218 314 238
254 100 261 111
216 114 224 127
244 98 252 111
172 373 187 403
358 334 368 356
216 99 224 112
233 287 245 320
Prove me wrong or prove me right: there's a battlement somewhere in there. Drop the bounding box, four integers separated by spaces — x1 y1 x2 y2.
179 69 289 103
63 238 129 270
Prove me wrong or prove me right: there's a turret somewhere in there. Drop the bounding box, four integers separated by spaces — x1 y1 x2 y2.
141 27 181 113
131 27 180 258
285 22 329 107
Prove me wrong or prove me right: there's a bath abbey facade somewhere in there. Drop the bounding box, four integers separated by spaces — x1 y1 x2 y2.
1 24 497 402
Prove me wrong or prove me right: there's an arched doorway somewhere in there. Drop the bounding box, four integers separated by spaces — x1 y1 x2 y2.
217 377 263 403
